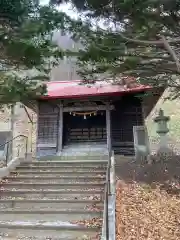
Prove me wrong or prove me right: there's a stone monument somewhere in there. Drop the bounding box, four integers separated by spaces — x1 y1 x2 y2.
133 125 150 161
154 108 173 159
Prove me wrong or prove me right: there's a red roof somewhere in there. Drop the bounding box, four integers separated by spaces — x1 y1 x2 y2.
42 80 151 99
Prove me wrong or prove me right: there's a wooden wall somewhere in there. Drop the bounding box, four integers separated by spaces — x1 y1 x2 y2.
37 94 143 156
111 95 143 155
37 101 59 156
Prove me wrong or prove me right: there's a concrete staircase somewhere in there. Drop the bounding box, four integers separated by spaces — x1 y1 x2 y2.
0 158 107 240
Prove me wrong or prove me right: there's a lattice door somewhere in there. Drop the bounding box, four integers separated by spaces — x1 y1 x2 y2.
38 114 58 144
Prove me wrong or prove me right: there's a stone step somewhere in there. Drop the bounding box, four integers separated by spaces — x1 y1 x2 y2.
0 182 105 191
0 204 103 212
21 160 107 166
12 170 106 176
1 193 102 199
39 155 108 161
1 235 97 240
0 220 100 239
0 199 103 210
10 172 106 180
0 209 102 221
5 175 105 184
0 157 105 240
14 169 106 173
16 165 106 171
1 195 101 201
0 189 103 200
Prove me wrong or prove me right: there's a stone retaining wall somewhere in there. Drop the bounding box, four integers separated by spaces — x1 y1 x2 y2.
0 102 38 159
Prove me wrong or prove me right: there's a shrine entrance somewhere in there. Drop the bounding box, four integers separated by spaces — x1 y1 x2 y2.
37 99 114 156
63 111 107 144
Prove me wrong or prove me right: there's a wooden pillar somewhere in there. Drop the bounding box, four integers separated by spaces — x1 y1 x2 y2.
36 101 39 157
57 103 63 153
10 104 15 159
106 107 112 152
141 103 146 126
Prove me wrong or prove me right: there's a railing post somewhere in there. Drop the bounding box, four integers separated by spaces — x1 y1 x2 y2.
108 150 111 195
30 115 33 153
5 143 9 166
110 150 115 195
105 183 109 240
102 150 115 240
0 135 29 164
17 147 20 157
25 137 28 158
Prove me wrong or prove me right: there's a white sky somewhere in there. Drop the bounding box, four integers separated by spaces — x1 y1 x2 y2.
40 0 79 19
40 0 108 30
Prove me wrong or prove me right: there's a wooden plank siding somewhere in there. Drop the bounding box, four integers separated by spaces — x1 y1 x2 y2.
37 94 143 156
111 95 143 155
37 102 59 156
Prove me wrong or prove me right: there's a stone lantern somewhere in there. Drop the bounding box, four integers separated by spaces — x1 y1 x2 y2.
154 109 169 134
154 109 171 155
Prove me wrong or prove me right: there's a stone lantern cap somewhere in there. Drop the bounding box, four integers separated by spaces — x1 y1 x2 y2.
154 109 170 122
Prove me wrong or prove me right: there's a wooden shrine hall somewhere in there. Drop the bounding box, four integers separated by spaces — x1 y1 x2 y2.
36 79 160 157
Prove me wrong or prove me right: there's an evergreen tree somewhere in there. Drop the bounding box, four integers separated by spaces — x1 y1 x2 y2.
0 0 71 102
51 0 180 98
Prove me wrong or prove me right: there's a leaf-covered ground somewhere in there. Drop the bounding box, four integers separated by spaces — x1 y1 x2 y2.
116 180 180 240
116 92 180 240
115 152 180 240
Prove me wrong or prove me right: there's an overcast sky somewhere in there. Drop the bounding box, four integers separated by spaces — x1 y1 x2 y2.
40 0 79 19
40 0 107 30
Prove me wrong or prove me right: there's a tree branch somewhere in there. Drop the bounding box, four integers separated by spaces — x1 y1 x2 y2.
161 35 180 72
118 32 180 46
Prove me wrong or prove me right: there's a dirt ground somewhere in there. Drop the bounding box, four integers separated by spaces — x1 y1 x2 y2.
115 155 180 187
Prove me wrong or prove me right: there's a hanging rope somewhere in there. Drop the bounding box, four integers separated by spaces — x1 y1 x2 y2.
69 111 97 119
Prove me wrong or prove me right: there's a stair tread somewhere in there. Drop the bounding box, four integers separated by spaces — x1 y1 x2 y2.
0 209 102 213
7 175 105 178
6 176 105 180
10 174 105 177
0 199 102 203
1 157 105 239
0 220 100 230
0 189 103 193
24 160 108 162
0 195 101 200
2 182 105 186
17 165 106 168
13 170 106 173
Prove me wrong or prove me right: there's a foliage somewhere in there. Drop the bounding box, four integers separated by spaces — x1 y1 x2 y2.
51 0 180 98
0 0 73 102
